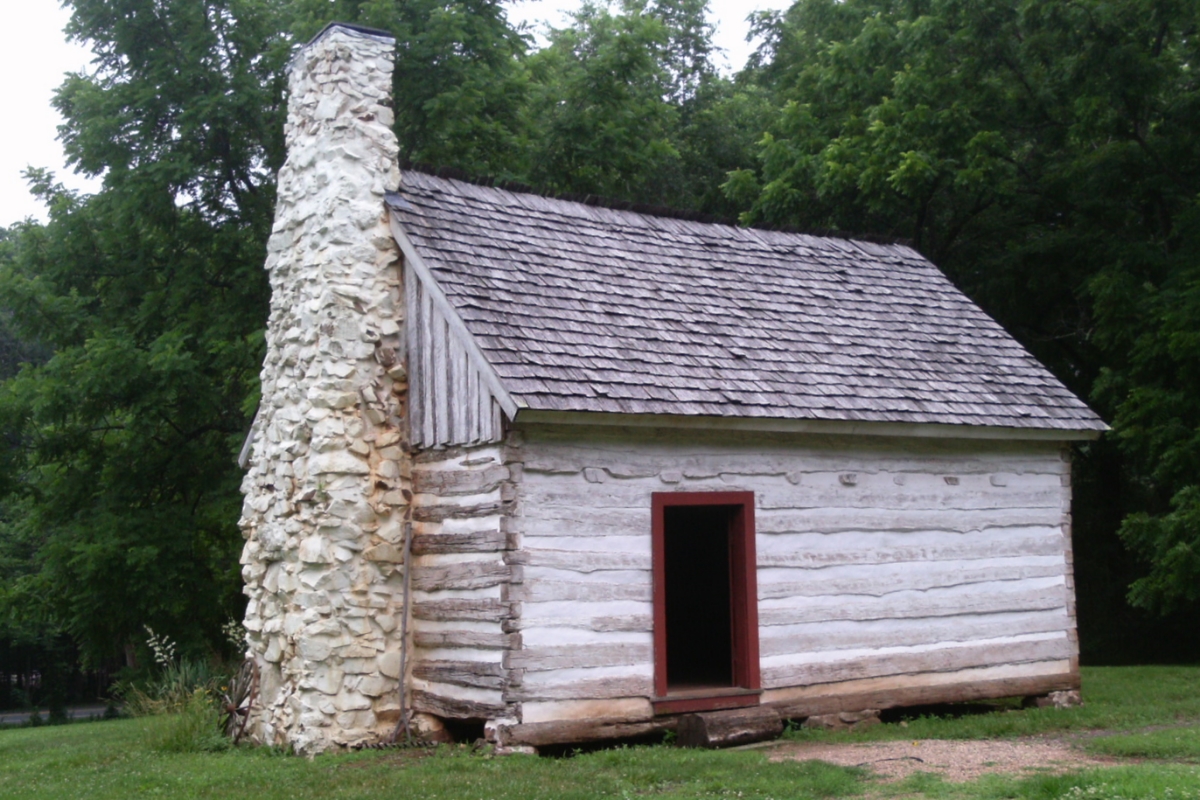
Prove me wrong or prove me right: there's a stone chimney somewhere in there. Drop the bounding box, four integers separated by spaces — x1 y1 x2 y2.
238 23 411 755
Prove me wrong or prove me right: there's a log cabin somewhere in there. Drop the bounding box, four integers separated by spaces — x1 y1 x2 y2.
237 23 1107 754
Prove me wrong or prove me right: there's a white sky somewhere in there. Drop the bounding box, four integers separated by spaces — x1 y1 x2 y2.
1 0 790 227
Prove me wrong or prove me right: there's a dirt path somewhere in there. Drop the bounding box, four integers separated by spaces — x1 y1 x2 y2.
768 737 1125 782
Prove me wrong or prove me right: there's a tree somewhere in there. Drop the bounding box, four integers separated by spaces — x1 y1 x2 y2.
521 0 766 213
1093 203 1200 615
0 0 290 664
732 0 1200 630
525 0 689 201
673 77 774 217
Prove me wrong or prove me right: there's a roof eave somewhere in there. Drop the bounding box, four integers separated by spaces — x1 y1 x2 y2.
511 409 1107 442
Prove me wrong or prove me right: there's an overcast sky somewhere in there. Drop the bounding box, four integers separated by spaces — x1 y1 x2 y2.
1 0 789 227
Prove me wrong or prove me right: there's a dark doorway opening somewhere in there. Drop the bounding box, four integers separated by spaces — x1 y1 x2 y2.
651 491 761 711
663 505 733 690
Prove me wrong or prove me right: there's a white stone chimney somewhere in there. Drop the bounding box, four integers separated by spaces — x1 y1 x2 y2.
238 23 411 755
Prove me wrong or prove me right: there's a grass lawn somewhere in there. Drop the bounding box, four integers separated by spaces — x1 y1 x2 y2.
783 666 1200 744
0 666 1196 800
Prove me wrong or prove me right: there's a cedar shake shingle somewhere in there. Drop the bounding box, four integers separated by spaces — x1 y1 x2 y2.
387 171 1105 432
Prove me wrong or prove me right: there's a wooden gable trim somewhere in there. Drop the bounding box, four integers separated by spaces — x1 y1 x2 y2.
389 213 521 428
514 409 1105 441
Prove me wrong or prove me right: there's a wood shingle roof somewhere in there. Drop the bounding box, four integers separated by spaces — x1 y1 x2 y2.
386 171 1106 433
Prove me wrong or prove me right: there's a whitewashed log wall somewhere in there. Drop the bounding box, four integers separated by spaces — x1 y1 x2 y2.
408 442 520 728
500 423 1078 728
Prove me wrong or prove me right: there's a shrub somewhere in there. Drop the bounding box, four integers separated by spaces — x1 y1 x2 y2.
112 626 241 751
141 689 231 753
114 626 231 717
118 657 224 717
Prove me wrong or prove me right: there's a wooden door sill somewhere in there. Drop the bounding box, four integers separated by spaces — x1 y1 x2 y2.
652 688 762 715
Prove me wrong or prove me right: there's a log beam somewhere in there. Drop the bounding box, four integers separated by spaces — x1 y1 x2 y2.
676 707 783 749
498 718 675 748
766 671 1079 719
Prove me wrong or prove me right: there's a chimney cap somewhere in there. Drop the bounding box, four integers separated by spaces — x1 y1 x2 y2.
306 21 396 47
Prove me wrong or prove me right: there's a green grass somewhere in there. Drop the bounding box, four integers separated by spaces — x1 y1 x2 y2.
1083 726 1200 762
892 766 1200 800
784 666 1200 744
0 719 865 800
0 666 1196 800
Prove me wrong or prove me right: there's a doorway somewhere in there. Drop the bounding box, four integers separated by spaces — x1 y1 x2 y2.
663 505 733 688
651 492 760 706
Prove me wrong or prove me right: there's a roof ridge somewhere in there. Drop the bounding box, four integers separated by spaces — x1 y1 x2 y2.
398 161 913 249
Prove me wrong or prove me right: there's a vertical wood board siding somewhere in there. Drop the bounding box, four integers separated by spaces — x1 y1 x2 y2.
405 262 506 448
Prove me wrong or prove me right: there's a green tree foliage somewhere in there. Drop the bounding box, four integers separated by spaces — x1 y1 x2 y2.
672 77 774 216
0 0 290 663
1093 204 1200 614
525 0 694 201
732 0 1200 617
523 0 768 211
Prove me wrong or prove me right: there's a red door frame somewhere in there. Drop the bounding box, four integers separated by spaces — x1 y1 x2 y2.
651 491 761 713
